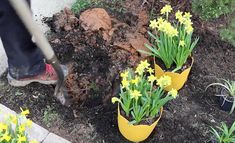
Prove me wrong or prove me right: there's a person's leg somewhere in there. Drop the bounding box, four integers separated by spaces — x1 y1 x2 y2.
0 0 46 80
0 0 67 87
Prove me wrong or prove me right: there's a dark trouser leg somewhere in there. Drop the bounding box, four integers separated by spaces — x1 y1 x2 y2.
0 0 45 79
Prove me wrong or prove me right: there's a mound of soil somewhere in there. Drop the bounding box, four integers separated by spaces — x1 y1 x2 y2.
0 1 235 143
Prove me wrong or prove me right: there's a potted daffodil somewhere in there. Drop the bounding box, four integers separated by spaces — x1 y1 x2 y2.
140 5 199 91
112 60 178 142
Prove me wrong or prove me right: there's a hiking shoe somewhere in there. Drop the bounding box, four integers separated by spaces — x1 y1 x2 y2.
7 64 68 87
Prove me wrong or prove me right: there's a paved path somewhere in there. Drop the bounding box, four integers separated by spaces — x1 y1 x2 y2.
0 104 71 143
0 0 75 76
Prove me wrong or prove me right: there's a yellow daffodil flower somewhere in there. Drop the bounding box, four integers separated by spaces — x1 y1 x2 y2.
149 19 158 29
135 60 150 75
9 115 17 124
140 60 150 69
157 75 171 88
175 10 183 20
135 60 149 75
175 10 184 24
20 108 30 116
148 75 157 83
111 97 121 104
120 70 129 79
25 119 33 128
156 17 164 26
19 125 25 133
179 40 185 47
185 25 193 34
147 67 154 74
0 123 8 131
160 5 172 15
169 28 178 37
162 21 172 32
161 21 178 37
169 89 178 98
17 135 26 143
121 79 129 89
131 76 140 86
184 19 193 26
184 12 192 19
167 27 177 37
157 21 165 31
130 90 142 100
135 65 144 75
0 133 11 142
179 17 185 24
29 140 39 143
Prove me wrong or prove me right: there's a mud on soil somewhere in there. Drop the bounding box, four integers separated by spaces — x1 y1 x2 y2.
0 0 235 143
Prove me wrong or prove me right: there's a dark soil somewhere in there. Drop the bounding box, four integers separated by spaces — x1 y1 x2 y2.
0 0 235 143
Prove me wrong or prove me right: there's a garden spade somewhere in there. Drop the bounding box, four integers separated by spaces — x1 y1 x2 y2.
8 0 71 106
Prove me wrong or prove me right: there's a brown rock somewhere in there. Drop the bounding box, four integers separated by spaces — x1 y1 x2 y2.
79 8 112 41
79 8 112 31
127 33 151 58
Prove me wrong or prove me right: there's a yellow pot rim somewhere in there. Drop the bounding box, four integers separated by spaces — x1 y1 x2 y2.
154 56 194 74
154 57 194 91
118 105 163 127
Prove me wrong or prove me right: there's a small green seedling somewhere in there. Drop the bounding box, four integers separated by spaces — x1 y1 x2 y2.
210 122 235 143
42 106 59 127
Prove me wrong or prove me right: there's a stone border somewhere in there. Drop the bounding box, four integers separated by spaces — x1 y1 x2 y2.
0 104 71 143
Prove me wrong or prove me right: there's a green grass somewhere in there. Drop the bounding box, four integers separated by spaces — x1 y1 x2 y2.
71 0 91 14
192 0 235 20
71 0 125 14
220 18 235 47
42 106 59 127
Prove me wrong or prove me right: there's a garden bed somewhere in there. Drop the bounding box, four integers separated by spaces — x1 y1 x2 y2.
0 0 235 143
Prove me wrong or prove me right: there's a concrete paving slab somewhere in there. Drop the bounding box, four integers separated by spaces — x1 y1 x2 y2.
0 104 16 122
27 122 50 142
43 133 71 143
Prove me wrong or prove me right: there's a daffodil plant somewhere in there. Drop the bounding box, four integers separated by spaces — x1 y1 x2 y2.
112 60 178 125
141 5 199 72
0 108 38 143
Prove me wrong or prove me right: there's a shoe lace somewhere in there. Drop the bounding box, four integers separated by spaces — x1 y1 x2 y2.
45 64 56 77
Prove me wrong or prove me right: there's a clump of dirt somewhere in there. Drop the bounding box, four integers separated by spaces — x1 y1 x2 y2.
45 7 153 103
44 10 133 104
113 9 151 57
79 8 112 41
51 7 79 32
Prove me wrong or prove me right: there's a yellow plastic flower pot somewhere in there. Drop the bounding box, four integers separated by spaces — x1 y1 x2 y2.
117 106 163 142
154 57 194 91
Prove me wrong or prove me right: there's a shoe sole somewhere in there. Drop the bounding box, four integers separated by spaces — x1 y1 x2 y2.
7 74 57 87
